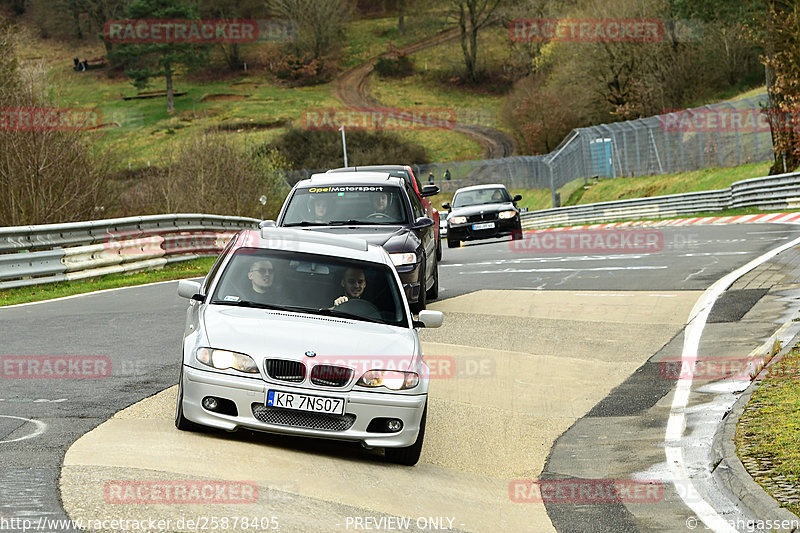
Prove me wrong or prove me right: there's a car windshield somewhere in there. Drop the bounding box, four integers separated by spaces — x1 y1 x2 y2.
282 186 408 226
453 188 510 207
209 248 408 327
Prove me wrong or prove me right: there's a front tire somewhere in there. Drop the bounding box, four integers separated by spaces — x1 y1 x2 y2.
447 237 459 248
410 259 427 314
426 257 439 301
385 402 427 466
436 238 443 261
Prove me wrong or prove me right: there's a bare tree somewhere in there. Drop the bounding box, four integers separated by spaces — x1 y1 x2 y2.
760 0 800 173
143 133 289 218
270 0 353 60
445 0 505 82
0 35 114 225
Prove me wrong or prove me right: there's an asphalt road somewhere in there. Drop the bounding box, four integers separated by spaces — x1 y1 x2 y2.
2 223 799 532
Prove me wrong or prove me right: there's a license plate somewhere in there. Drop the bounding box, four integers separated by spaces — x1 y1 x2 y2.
472 222 495 230
266 390 345 415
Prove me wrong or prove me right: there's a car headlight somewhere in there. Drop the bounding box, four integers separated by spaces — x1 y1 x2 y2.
390 252 417 266
498 210 517 219
449 216 467 225
357 370 419 390
196 347 259 374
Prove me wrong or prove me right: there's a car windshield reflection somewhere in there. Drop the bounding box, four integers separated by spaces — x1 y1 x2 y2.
210 249 408 327
282 187 408 226
453 188 510 207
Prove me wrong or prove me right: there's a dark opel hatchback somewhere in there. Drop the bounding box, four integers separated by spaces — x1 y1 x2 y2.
442 184 523 248
276 172 439 313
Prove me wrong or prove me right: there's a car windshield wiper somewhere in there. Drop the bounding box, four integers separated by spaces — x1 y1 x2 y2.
329 219 368 226
212 300 313 314
283 221 329 227
314 306 386 325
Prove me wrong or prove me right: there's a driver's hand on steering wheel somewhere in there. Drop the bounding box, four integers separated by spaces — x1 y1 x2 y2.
333 296 349 307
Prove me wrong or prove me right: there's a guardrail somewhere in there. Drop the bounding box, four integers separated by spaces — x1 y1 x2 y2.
0 214 259 290
520 171 800 229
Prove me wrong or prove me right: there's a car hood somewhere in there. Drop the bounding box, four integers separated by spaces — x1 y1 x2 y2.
302 226 412 253
449 202 515 217
202 305 418 362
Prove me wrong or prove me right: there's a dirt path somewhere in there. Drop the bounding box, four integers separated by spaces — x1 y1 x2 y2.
332 28 516 159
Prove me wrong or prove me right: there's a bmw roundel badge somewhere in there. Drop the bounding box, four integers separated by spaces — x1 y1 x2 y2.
305 350 316 358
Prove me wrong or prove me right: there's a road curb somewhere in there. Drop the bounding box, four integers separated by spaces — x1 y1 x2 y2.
712 333 800 532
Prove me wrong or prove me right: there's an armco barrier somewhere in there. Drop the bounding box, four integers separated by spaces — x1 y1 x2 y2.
521 171 800 229
0 214 259 290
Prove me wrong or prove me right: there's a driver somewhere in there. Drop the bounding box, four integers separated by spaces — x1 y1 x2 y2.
332 267 366 307
491 189 504 202
310 196 329 223
372 192 390 213
245 259 278 300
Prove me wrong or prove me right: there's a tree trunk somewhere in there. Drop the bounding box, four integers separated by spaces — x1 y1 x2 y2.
166 63 175 114
468 18 478 81
398 0 405 33
457 4 475 81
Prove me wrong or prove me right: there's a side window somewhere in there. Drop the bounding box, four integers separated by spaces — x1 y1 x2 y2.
201 234 237 294
406 183 425 219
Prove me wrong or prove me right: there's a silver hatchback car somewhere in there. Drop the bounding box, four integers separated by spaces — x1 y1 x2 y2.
174 226 443 465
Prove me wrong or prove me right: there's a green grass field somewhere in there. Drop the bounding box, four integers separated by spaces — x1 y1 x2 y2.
737 345 800 516
570 162 772 206
0 257 216 307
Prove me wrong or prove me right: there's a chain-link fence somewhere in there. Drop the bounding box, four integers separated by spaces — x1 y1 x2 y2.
285 93 775 207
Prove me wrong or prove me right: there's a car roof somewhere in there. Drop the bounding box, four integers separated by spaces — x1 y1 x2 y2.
327 165 411 173
232 227 391 264
454 184 509 193
296 172 406 188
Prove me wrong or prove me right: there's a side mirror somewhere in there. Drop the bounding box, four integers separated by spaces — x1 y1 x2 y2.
413 216 434 229
513 194 522 202
416 310 443 328
441 202 451 210
177 279 204 301
421 185 440 197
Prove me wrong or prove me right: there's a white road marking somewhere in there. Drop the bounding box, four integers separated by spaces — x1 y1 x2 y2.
468 266 669 274
0 415 47 443
665 233 800 532
0 399 68 403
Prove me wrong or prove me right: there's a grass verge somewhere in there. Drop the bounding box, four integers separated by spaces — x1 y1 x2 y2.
571 162 772 206
736 345 800 516
0 257 216 307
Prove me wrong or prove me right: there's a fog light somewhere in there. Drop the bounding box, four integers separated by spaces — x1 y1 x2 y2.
386 419 403 432
202 397 219 411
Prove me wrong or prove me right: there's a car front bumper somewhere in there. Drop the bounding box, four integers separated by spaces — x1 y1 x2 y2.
181 365 427 448
448 217 520 242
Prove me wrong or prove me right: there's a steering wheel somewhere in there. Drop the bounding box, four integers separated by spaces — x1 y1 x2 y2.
335 298 382 320
366 212 392 221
